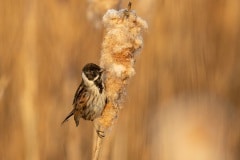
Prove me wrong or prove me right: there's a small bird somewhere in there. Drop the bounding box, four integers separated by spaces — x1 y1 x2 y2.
62 63 107 126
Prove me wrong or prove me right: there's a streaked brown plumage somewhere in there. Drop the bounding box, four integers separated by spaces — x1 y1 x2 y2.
62 63 107 126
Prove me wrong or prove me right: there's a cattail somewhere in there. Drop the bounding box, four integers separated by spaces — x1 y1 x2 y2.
92 3 147 160
94 2 147 138
93 2 147 159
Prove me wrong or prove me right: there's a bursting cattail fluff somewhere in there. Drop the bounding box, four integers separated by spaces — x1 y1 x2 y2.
94 6 147 137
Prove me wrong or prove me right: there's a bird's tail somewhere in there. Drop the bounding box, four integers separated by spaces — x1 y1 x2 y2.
61 109 74 125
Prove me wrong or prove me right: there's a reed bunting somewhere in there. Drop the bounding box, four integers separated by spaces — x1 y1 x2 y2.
62 63 107 126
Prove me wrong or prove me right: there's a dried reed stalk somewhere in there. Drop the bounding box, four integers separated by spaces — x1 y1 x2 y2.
92 2 147 160
19 1 39 159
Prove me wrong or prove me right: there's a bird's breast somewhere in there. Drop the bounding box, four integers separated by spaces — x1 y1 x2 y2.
82 86 106 120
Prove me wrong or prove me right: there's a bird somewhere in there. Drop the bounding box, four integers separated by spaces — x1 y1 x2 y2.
62 63 107 126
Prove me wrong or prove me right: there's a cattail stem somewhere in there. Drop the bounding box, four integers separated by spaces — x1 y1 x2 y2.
92 130 103 160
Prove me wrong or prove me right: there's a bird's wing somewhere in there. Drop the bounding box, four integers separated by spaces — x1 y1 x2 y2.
73 86 89 126
72 81 89 110
62 80 89 126
61 109 74 125
72 80 84 105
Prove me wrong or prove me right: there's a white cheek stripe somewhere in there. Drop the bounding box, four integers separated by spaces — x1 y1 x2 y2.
93 75 99 81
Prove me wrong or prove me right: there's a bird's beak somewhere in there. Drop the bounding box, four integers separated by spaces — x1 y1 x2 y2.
100 68 106 73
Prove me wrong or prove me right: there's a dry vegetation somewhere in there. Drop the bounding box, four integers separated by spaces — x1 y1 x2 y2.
0 0 240 160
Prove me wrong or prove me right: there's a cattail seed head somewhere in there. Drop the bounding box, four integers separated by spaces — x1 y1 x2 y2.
94 6 147 137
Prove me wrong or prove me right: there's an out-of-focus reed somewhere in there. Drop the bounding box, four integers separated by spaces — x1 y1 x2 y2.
0 0 240 159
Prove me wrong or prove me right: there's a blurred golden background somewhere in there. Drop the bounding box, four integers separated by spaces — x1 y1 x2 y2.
0 0 240 160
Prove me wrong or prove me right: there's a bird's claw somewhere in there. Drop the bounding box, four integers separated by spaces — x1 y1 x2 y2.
96 130 105 138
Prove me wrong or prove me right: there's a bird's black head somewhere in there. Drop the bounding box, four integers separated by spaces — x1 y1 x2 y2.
82 63 104 81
